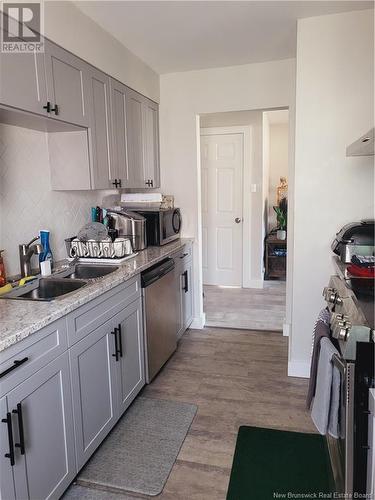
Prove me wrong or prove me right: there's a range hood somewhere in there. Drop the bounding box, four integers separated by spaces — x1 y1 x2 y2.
346 128 374 157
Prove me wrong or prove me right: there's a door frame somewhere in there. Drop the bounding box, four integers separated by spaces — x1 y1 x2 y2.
200 126 254 288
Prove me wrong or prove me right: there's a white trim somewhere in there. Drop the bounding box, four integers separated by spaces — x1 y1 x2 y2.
200 126 254 288
243 279 264 289
288 361 310 378
283 322 290 337
190 312 206 329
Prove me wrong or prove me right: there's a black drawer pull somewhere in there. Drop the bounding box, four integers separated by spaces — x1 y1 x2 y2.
183 270 189 293
180 253 188 259
43 101 51 113
116 324 123 358
12 403 25 455
2 412 15 466
0 357 29 379
111 330 119 361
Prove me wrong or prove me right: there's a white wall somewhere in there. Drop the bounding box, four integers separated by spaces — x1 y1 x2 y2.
44 1 159 102
200 110 264 285
159 58 296 326
290 9 374 376
268 123 289 230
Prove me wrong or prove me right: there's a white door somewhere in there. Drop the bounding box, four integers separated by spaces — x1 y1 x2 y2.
201 131 243 286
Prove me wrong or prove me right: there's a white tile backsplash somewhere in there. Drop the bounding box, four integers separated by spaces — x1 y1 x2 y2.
0 123 114 276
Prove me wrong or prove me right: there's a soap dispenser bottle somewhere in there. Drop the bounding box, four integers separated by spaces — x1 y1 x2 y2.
0 250 6 287
39 230 53 265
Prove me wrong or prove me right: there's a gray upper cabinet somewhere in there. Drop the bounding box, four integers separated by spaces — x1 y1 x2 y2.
87 66 112 190
110 79 130 188
113 298 145 414
125 88 161 189
143 98 160 189
6 352 75 500
44 39 89 127
69 318 117 470
125 87 146 188
0 49 47 117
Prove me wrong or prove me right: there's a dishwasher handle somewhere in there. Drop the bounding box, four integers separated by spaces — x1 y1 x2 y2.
141 258 175 288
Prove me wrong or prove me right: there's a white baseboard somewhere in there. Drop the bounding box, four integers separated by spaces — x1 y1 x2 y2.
190 312 206 329
288 361 310 378
283 323 290 337
243 279 264 289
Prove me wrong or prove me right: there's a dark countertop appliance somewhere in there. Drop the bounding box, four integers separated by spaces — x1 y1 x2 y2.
134 208 182 246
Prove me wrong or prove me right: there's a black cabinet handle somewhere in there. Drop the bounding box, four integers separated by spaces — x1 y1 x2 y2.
2 412 15 466
150 179 154 187
183 270 188 293
43 101 51 113
51 104 59 115
0 357 29 379
180 253 188 259
12 403 25 455
145 179 153 187
116 324 123 358
111 330 119 361
112 179 122 188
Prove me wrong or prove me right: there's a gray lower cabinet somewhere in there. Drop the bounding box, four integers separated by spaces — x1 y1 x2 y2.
0 396 16 500
2 352 75 500
113 298 145 414
44 39 90 127
181 260 193 330
69 318 117 471
173 245 194 339
70 296 145 471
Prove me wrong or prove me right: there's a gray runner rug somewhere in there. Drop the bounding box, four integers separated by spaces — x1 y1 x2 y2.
77 397 197 497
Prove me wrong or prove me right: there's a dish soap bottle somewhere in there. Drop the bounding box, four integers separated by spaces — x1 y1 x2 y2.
0 250 6 287
39 230 53 268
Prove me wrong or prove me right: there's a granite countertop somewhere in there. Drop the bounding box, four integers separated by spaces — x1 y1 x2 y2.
0 239 193 354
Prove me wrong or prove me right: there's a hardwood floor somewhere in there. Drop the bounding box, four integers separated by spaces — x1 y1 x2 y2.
65 327 314 500
204 281 286 331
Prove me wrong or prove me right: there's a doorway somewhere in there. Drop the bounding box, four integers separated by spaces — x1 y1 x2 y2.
200 109 289 332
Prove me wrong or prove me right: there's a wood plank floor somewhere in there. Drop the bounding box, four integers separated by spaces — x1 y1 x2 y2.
65 327 314 500
204 282 286 331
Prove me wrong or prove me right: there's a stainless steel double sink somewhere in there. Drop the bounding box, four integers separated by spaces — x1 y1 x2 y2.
1 264 119 301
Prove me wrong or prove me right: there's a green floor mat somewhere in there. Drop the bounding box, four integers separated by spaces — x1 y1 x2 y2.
227 426 335 500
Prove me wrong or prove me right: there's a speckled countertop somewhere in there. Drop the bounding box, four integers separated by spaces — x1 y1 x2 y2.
0 239 193 354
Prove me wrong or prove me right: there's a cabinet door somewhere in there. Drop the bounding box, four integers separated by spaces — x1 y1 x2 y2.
0 29 47 115
70 320 118 470
125 88 146 188
0 397 15 500
181 261 194 331
87 67 112 189
142 98 160 189
110 79 129 187
7 352 75 500
113 299 145 416
44 39 89 126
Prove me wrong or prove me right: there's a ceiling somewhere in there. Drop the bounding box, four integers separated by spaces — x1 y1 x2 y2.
75 1 373 74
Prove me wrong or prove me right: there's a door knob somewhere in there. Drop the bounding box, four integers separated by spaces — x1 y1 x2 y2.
235 218 242 223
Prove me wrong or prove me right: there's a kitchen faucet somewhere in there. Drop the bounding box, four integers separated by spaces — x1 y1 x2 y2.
19 236 43 278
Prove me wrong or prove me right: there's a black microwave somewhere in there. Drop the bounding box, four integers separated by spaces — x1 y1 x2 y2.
135 208 182 246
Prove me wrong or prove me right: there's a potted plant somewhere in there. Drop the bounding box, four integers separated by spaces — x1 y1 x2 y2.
273 199 287 240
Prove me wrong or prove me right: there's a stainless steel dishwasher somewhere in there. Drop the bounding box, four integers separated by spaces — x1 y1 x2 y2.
141 258 178 383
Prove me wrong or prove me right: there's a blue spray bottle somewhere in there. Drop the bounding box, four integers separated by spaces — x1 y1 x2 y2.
39 230 53 264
